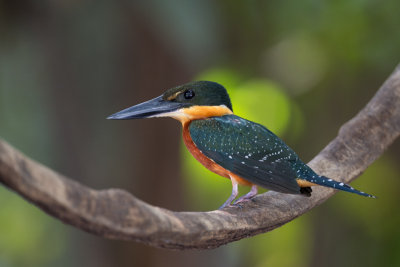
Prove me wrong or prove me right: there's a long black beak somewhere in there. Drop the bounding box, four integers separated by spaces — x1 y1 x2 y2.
107 95 186 120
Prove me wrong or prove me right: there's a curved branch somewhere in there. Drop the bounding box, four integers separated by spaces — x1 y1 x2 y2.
1 64 400 249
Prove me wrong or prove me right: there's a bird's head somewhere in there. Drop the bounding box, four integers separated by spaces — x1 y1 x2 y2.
107 81 233 124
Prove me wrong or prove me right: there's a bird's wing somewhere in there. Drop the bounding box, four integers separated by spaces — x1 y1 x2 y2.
189 115 302 194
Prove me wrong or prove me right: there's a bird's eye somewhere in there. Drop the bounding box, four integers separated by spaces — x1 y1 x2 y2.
183 89 195 100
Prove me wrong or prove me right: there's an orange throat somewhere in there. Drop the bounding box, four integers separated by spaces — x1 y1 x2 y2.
158 105 233 124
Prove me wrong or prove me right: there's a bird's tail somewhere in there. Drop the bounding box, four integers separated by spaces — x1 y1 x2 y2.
310 175 376 198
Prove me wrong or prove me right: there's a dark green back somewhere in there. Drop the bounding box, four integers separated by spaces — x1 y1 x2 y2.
189 115 302 194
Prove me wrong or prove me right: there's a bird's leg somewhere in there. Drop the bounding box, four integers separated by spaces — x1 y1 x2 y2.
234 185 258 205
218 179 239 210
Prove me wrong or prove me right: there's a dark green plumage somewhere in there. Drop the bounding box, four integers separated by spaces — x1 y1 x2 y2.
189 114 375 198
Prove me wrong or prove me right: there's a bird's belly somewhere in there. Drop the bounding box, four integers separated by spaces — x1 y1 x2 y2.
182 126 230 178
182 123 252 186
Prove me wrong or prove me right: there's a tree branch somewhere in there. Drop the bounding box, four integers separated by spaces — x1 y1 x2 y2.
1 64 400 249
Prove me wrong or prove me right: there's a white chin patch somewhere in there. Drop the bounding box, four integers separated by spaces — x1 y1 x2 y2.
149 109 188 120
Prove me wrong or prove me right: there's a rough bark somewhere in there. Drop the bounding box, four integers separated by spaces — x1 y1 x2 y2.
0 64 399 250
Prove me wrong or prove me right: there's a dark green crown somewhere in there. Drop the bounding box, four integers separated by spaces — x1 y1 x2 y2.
162 81 233 111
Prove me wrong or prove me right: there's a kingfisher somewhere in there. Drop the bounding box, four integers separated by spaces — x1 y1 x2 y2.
108 81 375 209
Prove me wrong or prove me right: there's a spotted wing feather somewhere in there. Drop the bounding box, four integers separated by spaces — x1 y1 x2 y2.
189 115 302 194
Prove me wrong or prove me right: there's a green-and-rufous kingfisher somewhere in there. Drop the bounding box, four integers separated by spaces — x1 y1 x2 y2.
108 81 375 209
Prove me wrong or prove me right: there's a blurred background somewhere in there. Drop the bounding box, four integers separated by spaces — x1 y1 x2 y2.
1 0 400 266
